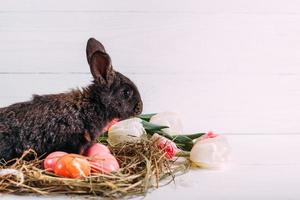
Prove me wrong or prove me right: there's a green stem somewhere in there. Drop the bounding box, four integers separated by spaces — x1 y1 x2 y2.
176 151 190 157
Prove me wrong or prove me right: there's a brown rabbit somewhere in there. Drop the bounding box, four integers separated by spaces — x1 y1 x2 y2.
0 38 143 161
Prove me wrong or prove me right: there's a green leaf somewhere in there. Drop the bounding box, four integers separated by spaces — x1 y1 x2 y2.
171 135 194 151
173 133 206 140
175 143 194 151
150 133 195 151
172 135 193 144
141 120 169 133
155 130 173 140
141 120 201 151
137 113 157 122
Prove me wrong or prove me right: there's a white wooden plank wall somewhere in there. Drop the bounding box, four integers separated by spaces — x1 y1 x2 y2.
1 0 300 134
1 1 300 199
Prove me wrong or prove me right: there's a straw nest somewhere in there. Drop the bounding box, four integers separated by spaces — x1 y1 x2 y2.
0 139 190 199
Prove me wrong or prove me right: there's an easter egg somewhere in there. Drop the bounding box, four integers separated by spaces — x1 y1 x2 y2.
54 154 91 178
84 143 111 157
89 154 120 174
44 151 67 172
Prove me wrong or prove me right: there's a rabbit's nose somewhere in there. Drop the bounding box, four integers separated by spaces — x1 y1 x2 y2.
134 101 143 115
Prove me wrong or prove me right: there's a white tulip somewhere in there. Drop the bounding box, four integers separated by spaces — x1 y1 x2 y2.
149 112 183 135
108 118 146 146
190 136 230 169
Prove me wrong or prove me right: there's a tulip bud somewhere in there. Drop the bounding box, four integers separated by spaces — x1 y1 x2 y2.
190 135 230 169
149 112 183 135
108 118 146 146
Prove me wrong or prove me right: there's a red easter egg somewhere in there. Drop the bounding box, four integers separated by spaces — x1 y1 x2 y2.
54 154 91 179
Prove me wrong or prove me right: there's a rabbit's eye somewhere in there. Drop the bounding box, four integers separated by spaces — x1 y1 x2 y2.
122 88 132 99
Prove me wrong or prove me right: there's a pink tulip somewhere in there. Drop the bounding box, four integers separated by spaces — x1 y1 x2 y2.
151 133 178 159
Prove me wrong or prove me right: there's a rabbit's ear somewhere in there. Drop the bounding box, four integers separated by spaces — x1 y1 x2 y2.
86 38 115 85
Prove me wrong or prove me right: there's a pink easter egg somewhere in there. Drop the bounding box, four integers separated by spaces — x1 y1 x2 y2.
88 154 120 174
84 143 111 157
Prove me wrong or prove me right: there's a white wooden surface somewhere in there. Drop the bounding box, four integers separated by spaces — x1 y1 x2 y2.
0 0 300 199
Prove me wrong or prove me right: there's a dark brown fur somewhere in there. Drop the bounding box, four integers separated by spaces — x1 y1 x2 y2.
0 38 143 161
